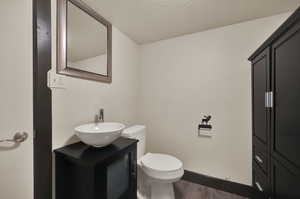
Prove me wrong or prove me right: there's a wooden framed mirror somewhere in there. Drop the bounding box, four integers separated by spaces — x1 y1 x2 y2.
57 0 112 83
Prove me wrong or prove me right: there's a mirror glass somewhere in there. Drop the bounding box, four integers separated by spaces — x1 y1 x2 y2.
67 1 107 75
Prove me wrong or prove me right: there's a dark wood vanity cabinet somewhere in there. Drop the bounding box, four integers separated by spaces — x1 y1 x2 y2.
249 7 300 199
54 138 138 199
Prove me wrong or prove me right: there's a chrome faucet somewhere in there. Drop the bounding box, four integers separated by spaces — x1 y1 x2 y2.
95 109 104 124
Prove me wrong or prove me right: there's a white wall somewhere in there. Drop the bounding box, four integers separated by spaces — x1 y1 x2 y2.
138 13 290 185
51 0 140 149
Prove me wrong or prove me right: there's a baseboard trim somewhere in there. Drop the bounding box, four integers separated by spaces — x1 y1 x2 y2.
182 170 266 199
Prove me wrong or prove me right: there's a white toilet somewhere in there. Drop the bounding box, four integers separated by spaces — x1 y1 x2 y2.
122 125 184 199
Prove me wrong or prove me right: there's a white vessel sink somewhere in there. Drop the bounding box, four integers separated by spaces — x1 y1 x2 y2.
75 122 125 147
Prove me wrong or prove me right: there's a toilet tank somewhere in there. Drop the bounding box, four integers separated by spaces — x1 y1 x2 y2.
122 125 146 160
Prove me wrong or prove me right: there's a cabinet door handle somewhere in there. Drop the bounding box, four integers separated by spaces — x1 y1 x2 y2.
255 182 264 192
265 91 273 108
265 92 269 108
132 162 137 177
269 91 273 108
255 155 263 164
131 153 137 177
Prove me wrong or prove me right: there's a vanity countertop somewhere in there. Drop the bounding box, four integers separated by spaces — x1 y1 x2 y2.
54 137 138 166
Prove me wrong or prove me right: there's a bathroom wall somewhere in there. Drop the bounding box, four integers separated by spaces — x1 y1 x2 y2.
138 13 290 185
51 0 140 149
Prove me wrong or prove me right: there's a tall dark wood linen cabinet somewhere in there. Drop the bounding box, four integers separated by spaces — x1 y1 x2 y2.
249 7 300 199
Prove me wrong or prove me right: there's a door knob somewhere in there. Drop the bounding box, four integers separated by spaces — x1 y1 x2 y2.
0 132 28 143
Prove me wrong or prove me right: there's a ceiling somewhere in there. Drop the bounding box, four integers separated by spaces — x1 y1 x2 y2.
80 0 300 44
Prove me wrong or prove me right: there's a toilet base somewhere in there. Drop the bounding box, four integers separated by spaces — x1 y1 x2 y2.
151 182 175 199
137 182 175 199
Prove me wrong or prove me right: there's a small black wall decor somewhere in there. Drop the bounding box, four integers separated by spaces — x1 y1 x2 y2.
198 115 212 130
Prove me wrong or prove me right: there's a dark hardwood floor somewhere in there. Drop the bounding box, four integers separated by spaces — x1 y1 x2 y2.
174 180 248 199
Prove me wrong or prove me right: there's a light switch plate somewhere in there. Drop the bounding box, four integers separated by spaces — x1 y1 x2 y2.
47 70 65 89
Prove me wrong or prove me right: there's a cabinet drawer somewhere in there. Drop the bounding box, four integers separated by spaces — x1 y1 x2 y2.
253 140 268 174
253 163 270 196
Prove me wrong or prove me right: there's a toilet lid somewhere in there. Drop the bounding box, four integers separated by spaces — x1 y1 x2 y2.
141 153 183 172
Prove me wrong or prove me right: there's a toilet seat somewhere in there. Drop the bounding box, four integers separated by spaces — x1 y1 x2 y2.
140 153 184 181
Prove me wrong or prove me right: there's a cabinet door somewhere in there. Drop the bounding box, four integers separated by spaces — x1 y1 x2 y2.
105 146 137 199
271 21 300 169
252 48 270 144
271 158 300 199
95 145 137 199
